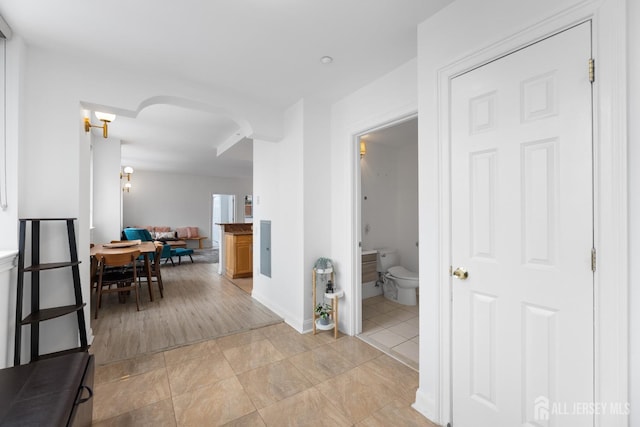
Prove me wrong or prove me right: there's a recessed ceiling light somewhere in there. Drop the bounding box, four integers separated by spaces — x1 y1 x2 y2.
320 56 333 64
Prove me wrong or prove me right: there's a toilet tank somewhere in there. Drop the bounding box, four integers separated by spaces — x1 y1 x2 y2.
376 248 398 272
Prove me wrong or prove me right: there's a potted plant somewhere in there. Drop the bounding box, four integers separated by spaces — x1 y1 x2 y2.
314 257 333 273
315 302 332 325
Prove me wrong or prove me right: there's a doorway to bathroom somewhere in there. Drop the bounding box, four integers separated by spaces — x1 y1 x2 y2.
355 116 419 370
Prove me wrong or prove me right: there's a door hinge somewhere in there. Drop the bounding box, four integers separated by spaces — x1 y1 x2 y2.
591 247 596 272
589 58 595 83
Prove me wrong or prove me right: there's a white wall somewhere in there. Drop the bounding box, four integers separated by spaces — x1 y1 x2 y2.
252 98 332 331
361 143 398 253
252 101 305 329
628 0 640 423
123 170 251 247
302 100 332 326
361 141 419 274
0 36 24 368
91 136 122 244
0 252 17 368
0 36 23 250
395 142 419 273
416 0 628 423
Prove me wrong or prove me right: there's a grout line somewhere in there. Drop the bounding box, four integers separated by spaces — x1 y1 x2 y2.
359 304 420 371
357 334 418 372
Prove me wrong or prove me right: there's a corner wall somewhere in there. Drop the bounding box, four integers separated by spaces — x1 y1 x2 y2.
0 36 23 250
252 98 332 331
0 35 25 368
91 136 122 244
302 100 332 327
627 0 640 423
252 101 305 329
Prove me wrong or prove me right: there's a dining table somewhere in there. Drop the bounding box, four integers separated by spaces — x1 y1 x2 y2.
90 240 157 301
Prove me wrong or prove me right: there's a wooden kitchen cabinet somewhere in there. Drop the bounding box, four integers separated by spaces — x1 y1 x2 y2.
225 232 253 279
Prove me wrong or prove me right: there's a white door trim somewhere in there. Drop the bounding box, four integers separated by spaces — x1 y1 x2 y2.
426 2 628 426
348 109 418 337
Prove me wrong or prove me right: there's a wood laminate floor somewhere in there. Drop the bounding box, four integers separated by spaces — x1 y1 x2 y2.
229 277 253 294
90 262 281 366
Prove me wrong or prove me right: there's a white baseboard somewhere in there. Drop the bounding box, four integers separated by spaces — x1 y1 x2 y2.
412 387 439 425
251 290 303 332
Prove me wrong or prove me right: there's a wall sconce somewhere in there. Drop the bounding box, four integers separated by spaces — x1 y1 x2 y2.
360 140 367 158
84 112 116 138
120 166 134 181
123 182 132 193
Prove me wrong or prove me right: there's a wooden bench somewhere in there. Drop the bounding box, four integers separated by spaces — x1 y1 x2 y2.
166 240 186 248
0 352 94 426
184 236 207 249
160 238 205 249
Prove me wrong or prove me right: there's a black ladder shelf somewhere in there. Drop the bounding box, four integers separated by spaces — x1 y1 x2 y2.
14 218 89 366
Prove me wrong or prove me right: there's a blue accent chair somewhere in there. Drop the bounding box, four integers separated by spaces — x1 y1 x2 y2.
123 227 153 242
123 228 173 264
171 248 194 265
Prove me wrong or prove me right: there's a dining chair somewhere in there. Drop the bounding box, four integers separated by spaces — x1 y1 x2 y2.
136 243 164 299
90 243 99 293
91 241 130 292
94 250 141 319
90 252 98 293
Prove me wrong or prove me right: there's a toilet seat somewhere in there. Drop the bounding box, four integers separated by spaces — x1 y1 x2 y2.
387 266 418 280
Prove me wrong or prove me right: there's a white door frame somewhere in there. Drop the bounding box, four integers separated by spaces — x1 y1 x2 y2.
343 101 418 338
212 193 236 275
430 2 627 426
350 113 418 337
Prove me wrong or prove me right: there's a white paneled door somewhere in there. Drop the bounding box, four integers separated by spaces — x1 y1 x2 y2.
451 22 593 427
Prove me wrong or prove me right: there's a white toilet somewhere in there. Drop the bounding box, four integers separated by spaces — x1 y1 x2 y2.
377 248 419 306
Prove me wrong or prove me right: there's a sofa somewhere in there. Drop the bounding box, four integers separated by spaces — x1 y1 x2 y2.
122 228 173 263
131 225 207 249
123 228 195 266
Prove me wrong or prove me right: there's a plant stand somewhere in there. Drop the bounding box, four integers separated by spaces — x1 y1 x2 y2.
312 267 343 339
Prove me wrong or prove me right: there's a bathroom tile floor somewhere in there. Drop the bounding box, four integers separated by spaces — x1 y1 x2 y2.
92 322 436 426
358 295 419 371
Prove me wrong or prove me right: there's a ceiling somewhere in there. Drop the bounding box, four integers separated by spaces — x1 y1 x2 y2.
0 0 452 177
110 105 254 178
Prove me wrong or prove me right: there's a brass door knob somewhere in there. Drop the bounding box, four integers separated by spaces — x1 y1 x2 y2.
452 268 469 280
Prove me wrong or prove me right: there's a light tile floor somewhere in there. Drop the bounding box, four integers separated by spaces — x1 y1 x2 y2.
92 322 437 426
359 295 419 370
